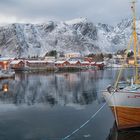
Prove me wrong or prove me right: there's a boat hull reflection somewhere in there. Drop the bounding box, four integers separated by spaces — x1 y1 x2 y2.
107 122 140 140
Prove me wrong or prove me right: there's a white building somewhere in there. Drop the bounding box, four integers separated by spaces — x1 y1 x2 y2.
64 52 81 59
44 56 55 62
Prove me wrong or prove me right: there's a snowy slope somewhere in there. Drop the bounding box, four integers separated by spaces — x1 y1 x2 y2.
97 18 140 52
0 18 139 57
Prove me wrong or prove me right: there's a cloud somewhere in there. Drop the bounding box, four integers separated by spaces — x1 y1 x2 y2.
0 0 139 25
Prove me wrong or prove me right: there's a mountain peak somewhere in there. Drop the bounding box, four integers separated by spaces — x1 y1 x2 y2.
65 17 88 25
0 18 140 57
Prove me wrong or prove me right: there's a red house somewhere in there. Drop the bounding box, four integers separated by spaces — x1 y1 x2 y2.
95 62 104 70
10 60 25 69
26 60 47 67
90 62 96 66
55 61 70 67
81 61 90 67
68 61 81 67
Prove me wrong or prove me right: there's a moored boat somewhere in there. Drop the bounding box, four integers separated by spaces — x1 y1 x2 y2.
103 0 140 130
103 85 140 129
0 69 15 79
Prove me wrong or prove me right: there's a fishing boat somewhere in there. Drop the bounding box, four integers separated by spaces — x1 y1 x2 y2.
103 1 140 130
0 69 15 79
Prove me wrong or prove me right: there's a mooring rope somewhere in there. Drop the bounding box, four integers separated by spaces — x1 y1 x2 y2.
62 102 107 140
61 89 118 140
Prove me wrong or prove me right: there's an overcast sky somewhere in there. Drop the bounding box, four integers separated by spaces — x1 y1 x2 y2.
0 0 140 25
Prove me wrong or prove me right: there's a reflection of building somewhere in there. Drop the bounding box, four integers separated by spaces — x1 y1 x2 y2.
0 72 97 108
2 83 9 92
0 82 9 93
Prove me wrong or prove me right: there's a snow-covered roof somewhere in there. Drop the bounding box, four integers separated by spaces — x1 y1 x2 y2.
96 62 104 64
45 56 55 58
90 62 95 64
45 56 55 60
65 52 81 55
27 60 47 63
113 55 123 59
10 60 23 65
0 57 11 61
46 60 55 63
55 61 67 64
68 61 79 64
81 61 90 64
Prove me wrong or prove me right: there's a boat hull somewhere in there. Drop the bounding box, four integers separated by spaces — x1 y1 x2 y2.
103 90 140 130
111 106 140 130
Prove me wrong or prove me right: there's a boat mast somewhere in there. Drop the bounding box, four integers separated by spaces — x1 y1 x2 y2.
131 0 139 83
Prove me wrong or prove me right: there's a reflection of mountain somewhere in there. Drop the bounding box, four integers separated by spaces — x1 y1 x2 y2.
0 72 99 108
106 122 140 140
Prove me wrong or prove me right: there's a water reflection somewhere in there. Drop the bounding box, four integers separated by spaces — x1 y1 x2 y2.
0 71 106 108
0 69 129 140
0 69 134 109
107 122 140 140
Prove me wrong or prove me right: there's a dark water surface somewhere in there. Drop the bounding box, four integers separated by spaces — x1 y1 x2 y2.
0 69 139 140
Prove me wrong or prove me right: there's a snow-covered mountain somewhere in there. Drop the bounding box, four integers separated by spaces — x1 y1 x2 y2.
0 17 139 57
97 18 140 52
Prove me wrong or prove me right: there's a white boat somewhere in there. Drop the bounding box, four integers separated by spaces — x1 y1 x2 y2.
0 69 15 79
103 84 140 129
103 0 140 130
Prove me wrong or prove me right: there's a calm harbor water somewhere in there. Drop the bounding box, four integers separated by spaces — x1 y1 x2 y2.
0 68 139 140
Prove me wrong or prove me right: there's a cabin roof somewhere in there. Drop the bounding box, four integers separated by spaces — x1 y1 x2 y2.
90 62 95 64
10 60 23 64
27 60 47 63
96 62 104 64
55 61 67 64
80 61 90 64
68 61 80 64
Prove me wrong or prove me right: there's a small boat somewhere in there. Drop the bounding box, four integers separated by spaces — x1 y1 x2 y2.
103 0 140 130
0 69 15 79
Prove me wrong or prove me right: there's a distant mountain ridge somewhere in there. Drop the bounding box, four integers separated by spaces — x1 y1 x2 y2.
0 18 140 57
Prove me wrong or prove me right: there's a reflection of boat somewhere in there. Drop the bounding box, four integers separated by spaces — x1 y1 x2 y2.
103 1 140 130
106 122 140 140
0 69 15 79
